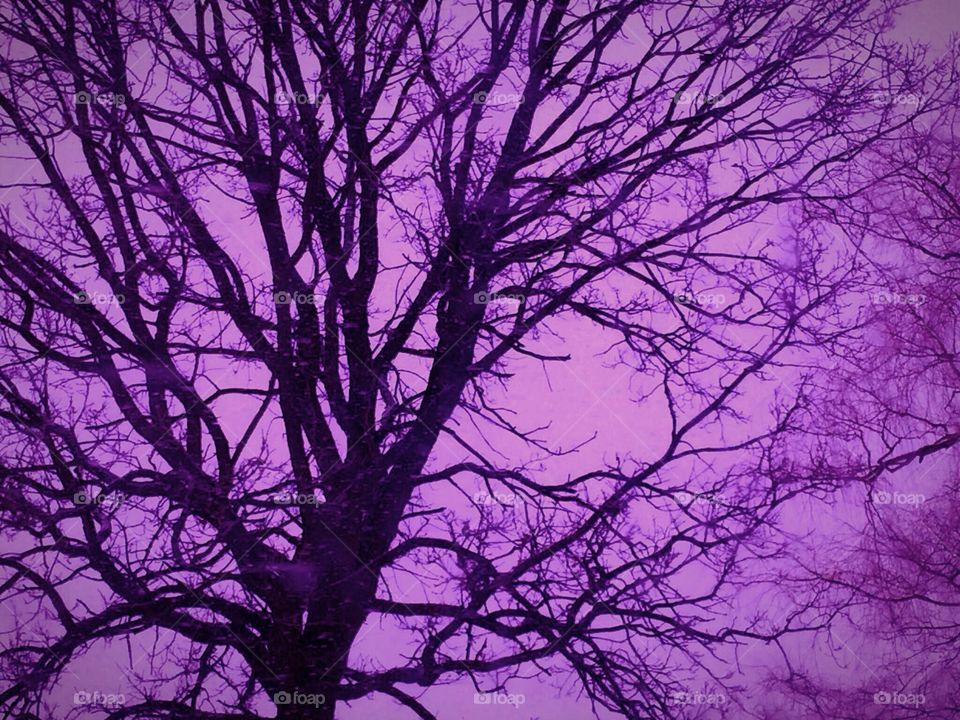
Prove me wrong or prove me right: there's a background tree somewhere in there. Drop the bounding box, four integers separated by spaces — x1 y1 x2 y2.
0 1 954 719
763 100 960 720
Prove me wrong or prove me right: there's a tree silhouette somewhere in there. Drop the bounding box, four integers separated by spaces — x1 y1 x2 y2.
0 1 954 719
764 105 960 720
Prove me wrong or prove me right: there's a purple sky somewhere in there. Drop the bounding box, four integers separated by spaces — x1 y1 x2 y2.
1 1 959 719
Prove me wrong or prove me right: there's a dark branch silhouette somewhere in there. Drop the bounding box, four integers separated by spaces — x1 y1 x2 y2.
0 1 955 719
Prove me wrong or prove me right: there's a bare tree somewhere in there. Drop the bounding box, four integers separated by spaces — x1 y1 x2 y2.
762 102 960 720
0 1 953 719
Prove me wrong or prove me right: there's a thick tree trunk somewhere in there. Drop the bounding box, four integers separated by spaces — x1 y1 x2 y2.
271 632 344 720
265 512 384 720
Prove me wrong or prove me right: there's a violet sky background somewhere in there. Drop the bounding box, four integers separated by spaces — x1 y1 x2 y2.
363 3 960 717
1 1 959 719
360 4 959 717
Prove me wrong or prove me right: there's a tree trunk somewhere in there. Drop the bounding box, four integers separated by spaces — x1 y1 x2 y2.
265 524 381 720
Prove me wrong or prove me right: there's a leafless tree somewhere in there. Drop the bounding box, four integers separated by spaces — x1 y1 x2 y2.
0 1 953 719
762 97 960 720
